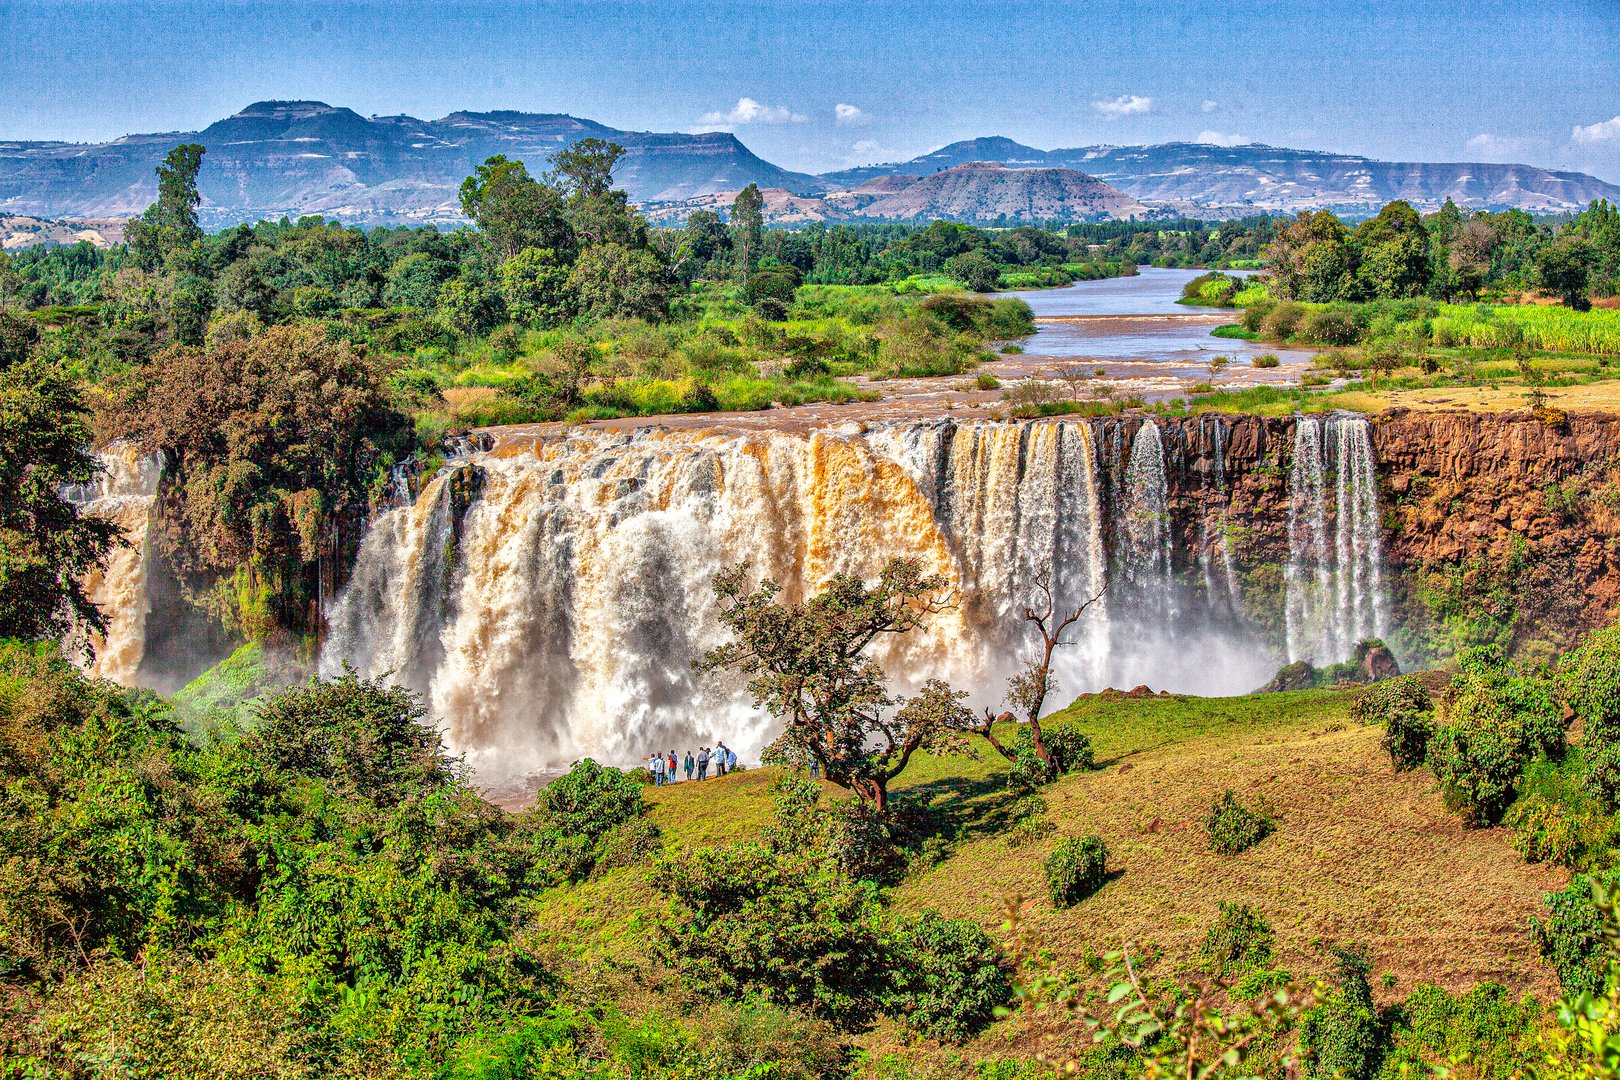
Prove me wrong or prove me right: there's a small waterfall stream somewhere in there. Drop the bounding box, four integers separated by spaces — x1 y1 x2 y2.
1284 414 1387 664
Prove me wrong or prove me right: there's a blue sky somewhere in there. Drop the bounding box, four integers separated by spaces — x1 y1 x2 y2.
3 0 1618 179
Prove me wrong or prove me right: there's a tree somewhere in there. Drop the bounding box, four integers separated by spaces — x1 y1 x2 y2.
0 355 120 643
1538 235 1596 310
500 247 575 327
698 558 975 811
971 572 1103 782
96 323 414 634
566 242 670 321
1265 210 1352 301
731 184 765 278
550 138 624 201
125 143 205 271
459 155 575 261
1448 217 1499 298
945 250 1002 292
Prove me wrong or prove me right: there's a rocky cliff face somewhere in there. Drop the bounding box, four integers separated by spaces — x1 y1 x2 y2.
1141 411 1620 664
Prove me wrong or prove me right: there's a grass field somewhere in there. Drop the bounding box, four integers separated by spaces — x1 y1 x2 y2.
526 686 1567 1061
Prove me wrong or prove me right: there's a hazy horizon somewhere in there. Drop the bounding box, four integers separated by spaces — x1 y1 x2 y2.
3 0 1618 182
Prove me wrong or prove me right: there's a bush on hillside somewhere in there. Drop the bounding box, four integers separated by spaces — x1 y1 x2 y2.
1556 624 1620 807
1429 652 1565 826
1200 902 1275 977
1007 724 1095 790
1205 790 1275 855
649 842 889 1027
1299 947 1381 1080
882 910 1012 1043
1530 874 1620 996
1377 982 1541 1080
1046 835 1109 907
1351 675 1434 771
1300 304 1364 346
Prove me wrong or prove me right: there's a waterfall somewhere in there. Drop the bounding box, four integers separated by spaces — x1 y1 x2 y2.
61 444 163 683
1285 414 1387 664
321 418 1297 783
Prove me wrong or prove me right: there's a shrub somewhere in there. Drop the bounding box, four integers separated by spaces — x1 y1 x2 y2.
1378 982 1540 1080
1429 660 1564 825
1205 790 1274 855
1200 902 1275 977
1300 304 1365 346
975 372 1002 390
1557 624 1620 807
882 910 1012 1043
1259 299 1306 341
1251 353 1281 368
825 797 903 883
1531 874 1620 995
1350 675 1433 771
1004 793 1055 848
1299 947 1381 1080
1006 725 1095 789
650 843 889 1027
1046 835 1109 907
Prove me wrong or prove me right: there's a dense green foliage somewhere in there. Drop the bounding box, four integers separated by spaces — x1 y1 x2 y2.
1045 834 1109 907
1299 948 1381 1080
1204 790 1275 855
0 341 119 643
1350 675 1434 771
1429 647 1565 825
1199 901 1275 978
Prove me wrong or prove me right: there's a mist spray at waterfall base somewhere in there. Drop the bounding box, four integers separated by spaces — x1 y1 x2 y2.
314 416 1389 789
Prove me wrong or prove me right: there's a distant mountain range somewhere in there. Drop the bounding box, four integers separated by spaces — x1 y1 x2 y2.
0 100 824 228
825 137 1620 216
1 101 1616 234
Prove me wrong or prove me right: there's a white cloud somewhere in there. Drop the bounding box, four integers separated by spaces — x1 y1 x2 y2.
1196 130 1251 147
1465 132 1546 161
1573 116 1620 145
851 139 882 154
694 97 807 131
1092 94 1154 119
834 103 866 125
1201 99 1219 113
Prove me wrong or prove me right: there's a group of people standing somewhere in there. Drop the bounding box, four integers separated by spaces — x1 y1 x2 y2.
646 742 735 786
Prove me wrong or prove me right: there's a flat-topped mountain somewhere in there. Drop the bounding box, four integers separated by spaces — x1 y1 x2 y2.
4 102 1616 231
0 100 827 227
824 139 1620 214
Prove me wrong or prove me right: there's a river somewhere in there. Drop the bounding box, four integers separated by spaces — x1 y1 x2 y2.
1006 266 1315 374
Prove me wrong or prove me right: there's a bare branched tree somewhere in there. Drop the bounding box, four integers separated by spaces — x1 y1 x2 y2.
973 569 1104 780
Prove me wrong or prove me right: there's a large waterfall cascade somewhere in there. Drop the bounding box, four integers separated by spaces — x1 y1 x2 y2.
75 413 1391 783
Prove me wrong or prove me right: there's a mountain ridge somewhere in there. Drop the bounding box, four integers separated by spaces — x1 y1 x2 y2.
822 138 1620 214
2 101 1616 230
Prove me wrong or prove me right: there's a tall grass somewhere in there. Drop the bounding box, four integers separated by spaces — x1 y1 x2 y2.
1431 305 1620 356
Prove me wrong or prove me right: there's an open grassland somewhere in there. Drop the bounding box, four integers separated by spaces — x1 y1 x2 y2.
527 686 1567 1060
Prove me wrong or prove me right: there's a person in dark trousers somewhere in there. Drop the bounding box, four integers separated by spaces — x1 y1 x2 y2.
684 750 695 781
696 746 710 780
808 755 819 779
667 750 677 780
715 741 729 776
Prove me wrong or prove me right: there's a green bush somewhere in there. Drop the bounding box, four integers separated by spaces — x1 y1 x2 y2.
1006 724 1095 789
1557 624 1620 807
1377 982 1541 1080
1251 353 1281 368
1429 656 1564 826
1300 304 1365 346
650 843 889 1027
1200 901 1275 977
1530 874 1620 995
882 910 1011 1043
1350 675 1433 771
1205 790 1274 855
1046 835 1109 907
1300 947 1381 1080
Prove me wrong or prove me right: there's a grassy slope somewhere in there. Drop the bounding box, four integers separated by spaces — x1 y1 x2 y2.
525 687 1567 1056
